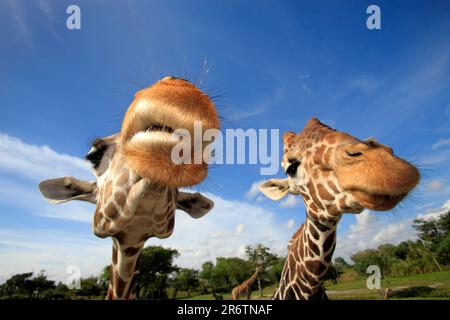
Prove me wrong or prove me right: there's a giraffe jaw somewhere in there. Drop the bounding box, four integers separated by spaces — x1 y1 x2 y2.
122 129 208 187
349 189 407 211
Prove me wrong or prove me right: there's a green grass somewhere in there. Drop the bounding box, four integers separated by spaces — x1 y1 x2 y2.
181 271 450 300
328 270 450 290
326 270 450 300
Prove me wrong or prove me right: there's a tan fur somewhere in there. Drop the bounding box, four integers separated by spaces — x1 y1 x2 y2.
262 117 420 300
39 77 219 300
285 117 419 211
120 77 220 187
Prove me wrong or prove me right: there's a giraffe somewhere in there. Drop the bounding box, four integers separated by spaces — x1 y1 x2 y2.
231 267 261 300
259 117 420 300
38 76 220 299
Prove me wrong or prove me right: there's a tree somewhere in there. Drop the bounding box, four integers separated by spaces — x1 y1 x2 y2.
137 246 179 299
412 212 450 270
76 276 104 298
101 265 111 283
334 257 350 275
394 241 410 260
330 257 352 282
435 211 450 265
53 282 69 299
199 261 215 293
245 244 277 297
210 257 253 292
4 272 34 298
267 257 285 283
351 249 388 276
322 263 339 284
172 268 199 298
31 270 55 299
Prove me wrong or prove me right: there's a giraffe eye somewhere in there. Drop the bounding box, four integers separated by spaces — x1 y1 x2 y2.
346 151 363 157
286 161 300 177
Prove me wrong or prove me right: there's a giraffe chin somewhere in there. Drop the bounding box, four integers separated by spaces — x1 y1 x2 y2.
123 130 209 187
350 189 407 211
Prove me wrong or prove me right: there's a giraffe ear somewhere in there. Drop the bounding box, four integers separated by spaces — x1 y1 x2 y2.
259 178 290 201
39 177 97 204
177 191 214 219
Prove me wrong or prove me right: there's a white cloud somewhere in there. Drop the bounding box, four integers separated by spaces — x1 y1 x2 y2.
5 0 34 50
3 132 448 287
335 200 450 261
4 0 61 51
286 219 295 229
298 74 312 95
280 195 300 208
373 223 406 243
0 228 110 283
425 180 444 191
0 178 93 222
432 138 450 149
333 75 384 103
347 75 384 94
208 231 230 239
0 133 92 181
227 87 285 120
348 210 376 236
0 133 294 283
35 0 54 19
0 133 94 222
244 180 265 200
152 194 292 269
416 199 450 221
256 195 265 202
420 151 450 165
235 224 245 235
1 190 297 282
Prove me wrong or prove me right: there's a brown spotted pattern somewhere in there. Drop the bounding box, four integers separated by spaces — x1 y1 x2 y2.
273 218 336 300
270 117 418 300
274 119 366 300
231 268 261 300
39 77 220 301
92 149 178 300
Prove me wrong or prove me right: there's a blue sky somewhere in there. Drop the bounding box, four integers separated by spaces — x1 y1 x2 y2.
0 0 449 282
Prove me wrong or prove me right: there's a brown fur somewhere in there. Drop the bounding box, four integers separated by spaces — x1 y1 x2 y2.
264 117 420 300
39 77 219 300
120 77 220 187
231 268 261 300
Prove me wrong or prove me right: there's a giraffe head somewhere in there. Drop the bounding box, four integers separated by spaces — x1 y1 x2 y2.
260 117 419 220
38 77 220 238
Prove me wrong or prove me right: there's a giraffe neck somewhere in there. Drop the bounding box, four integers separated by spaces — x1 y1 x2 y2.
247 269 260 285
232 269 261 300
95 164 176 300
274 213 339 300
106 238 144 300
